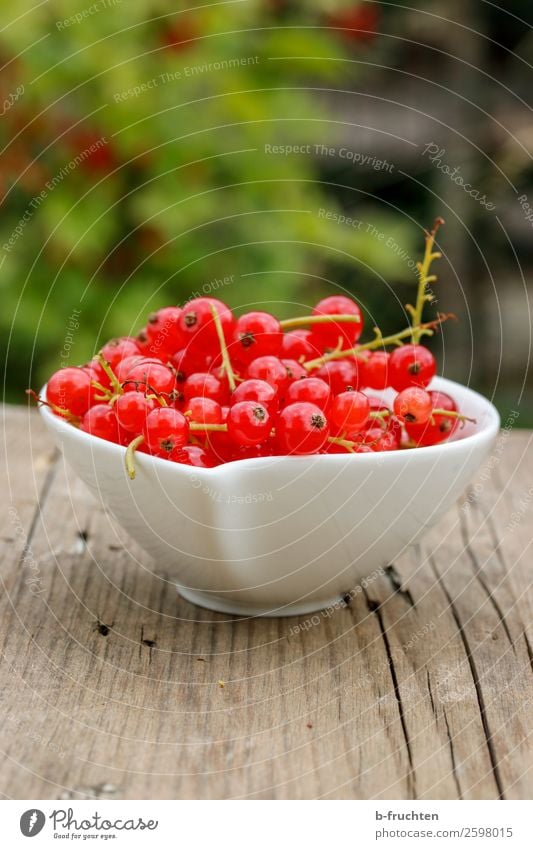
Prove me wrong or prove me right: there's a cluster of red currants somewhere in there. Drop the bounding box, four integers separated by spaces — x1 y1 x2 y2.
35 222 473 477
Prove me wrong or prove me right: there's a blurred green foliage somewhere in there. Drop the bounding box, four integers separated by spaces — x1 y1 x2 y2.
1 0 418 397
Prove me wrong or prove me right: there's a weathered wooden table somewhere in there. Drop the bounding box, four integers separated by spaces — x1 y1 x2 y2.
1 405 532 800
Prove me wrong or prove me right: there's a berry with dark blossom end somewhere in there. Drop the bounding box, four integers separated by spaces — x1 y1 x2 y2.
393 387 433 425
81 404 120 442
143 408 189 456
233 311 283 364
285 377 331 412
178 297 235 352
47 367 96 417
405 390 459 446
309 295 363 350
145 306 184 359
277 402 330 454
330 390 370 431
388 344 436 391
227 401 272 446
281 359 307 384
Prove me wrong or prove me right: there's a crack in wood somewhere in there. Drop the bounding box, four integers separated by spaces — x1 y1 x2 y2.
364 593 417 799
429 558 506 800
384 564 415 608
443 707 463 799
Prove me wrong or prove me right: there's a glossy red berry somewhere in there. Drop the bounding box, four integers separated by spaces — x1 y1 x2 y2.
100 337 141 370
246 355 288 395
393 387 433 425
315 359 359 395
227 401 272 446
285 377 331 411
330 391 370 431
231 379 278 413
143 408 189 456
145 306 184 359
47 367 95 417
171 445 218 467
122 360 177 398
186 397 223 427
178 297 234 352
115 392 156 433
281 330 320 362
233 311 282 364
183 372 225 403
362 351 390 389
277 402 330 454
81 404 120 442
388 344 436 391
405 391 458 446
309 295 363 350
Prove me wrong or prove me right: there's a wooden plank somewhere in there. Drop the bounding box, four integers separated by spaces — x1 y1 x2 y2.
0 407 532 799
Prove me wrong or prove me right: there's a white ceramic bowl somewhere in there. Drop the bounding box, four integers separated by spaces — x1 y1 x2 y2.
40 377 499 617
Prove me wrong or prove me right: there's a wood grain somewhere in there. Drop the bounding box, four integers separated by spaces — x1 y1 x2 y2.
1 406 532 800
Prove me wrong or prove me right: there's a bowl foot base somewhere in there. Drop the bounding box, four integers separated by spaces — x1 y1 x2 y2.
177 586 343 618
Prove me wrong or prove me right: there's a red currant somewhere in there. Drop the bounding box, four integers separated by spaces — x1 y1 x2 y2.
115 392 156 433
233 311 282 364
393 387 433 424
122 361 177 398
145 306 184 359
277 402 330 454
309 295 363 350
143 408 189 456
47 367 96 417
330 391 370 431
178 297 234 352
281 329 320 361
405 390 458 446
284 377 331 411
388 344 436 391
247 356 288 395
227 401 272 446
81 404 120 442
100 337 141 370
315 359 359 395
231 379 278 413
362 351 390 389
171 445 218 467
183 372 225 403
186 397 223 427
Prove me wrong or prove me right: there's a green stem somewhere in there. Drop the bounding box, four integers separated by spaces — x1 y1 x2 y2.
210 304 236 392
280 314 361 330
125 435 144 480
96 353 123 397
408 218 444 344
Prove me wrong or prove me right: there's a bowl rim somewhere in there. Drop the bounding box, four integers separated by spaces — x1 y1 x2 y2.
39 376 501 478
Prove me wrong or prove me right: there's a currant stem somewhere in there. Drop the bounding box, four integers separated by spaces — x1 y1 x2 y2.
327 436 356 453
303 314 452 372
189 422 228 432
96 353 123 397
125 435 145 480
25 389 80 425
432 409 476 426
210 304 236 392
409 218 444 344
280 314 361 330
